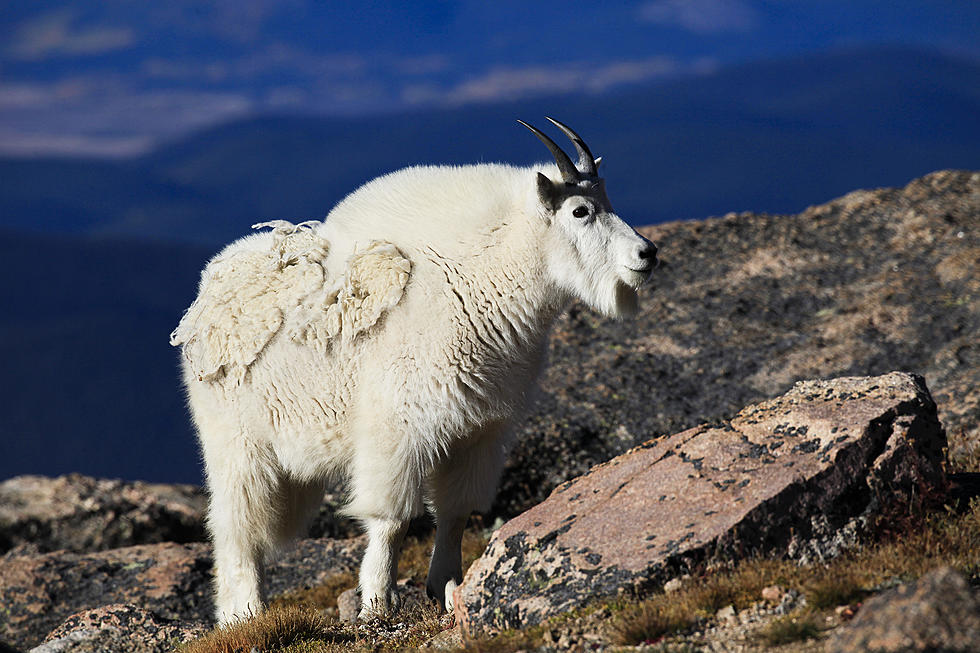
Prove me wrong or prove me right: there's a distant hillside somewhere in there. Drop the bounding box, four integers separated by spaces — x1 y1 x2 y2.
1 46 978 245
0 231 213 483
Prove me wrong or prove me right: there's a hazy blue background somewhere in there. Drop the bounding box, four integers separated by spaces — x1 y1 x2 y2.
1 1 978 483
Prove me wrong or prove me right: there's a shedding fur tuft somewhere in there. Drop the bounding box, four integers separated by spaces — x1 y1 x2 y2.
170 221 409 386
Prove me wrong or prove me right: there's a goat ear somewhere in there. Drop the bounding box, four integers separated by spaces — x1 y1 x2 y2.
536 172 560 212
594 156 602 170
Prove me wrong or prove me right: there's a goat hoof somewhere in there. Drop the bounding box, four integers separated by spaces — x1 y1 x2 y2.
357 588 401 621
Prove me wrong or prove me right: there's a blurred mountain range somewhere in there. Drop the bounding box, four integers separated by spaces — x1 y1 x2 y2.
2 47 979 245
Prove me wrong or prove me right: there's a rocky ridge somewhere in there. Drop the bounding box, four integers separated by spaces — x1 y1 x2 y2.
0 171 978 651
0 475 206 555
498 170 980 517
0 538 364 650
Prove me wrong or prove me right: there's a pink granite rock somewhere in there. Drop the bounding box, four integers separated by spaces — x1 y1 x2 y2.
0 474 206 554
828 566 980 652
455 372 946 636
0 537 364 650
34 604 208 653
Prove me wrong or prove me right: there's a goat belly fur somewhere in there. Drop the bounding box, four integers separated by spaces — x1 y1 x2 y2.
170 221 411 388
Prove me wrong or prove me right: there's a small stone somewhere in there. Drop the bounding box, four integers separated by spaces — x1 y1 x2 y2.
835 604 858 621
716 605 736 621
663 578 684 593
337 587 361 623
761 585 783 602
420 626 463 650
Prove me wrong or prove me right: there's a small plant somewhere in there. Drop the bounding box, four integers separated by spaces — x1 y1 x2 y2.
608 600 698 645
272 571 358 612
758 612 822 646
804 569 866 609
179 605 347 653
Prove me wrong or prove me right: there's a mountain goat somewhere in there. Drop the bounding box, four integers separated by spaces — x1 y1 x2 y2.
171 118 658 624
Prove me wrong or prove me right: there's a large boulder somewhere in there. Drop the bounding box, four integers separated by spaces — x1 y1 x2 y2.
0 537 364 650
0 542 212 650
0 474 206 554
455 372 946 636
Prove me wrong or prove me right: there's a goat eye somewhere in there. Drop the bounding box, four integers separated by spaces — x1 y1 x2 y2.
572 206 590 218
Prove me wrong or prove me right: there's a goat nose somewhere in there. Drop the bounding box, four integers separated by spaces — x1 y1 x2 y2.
637 241 658 262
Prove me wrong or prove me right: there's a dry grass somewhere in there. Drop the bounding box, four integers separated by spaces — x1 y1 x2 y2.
802 568 867 610
183 524 490 653
609 499 980 647
271 571 358 612
182 502 980 651
757 613 822 647
179 605 348 653
605 600 701 646
458 628 547 652
182 601 448 653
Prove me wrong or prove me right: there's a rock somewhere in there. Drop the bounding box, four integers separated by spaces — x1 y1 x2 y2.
337 587 360 623
495 170 980 519
828 566 980 652
0 474 206 554
0 542 212 650
0 537 364 650
29 604 207 653
716 605 736 622
421 625 463 650
0 475 362 556
455 372 946 636
761 585 783 603
264 537 364 599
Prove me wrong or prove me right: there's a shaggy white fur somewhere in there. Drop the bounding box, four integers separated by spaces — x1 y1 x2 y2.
173 144 657 624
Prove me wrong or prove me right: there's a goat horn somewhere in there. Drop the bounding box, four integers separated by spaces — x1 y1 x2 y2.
518 119 580 184
545 117 597 177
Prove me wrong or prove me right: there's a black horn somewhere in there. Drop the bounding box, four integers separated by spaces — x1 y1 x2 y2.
518 119 580 184
546 116 598 177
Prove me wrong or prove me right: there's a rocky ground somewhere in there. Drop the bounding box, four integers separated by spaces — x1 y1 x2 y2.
498 169 980 517
456 373 946 636
1 170 978 652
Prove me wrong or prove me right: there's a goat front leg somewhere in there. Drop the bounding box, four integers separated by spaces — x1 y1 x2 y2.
358 517 409 619
346 422 422 620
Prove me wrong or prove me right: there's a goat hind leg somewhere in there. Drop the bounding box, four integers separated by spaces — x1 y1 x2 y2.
204 444 281 624
426 426 507 612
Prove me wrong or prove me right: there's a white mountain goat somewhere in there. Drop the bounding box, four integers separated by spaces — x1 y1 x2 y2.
171 118 658 623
